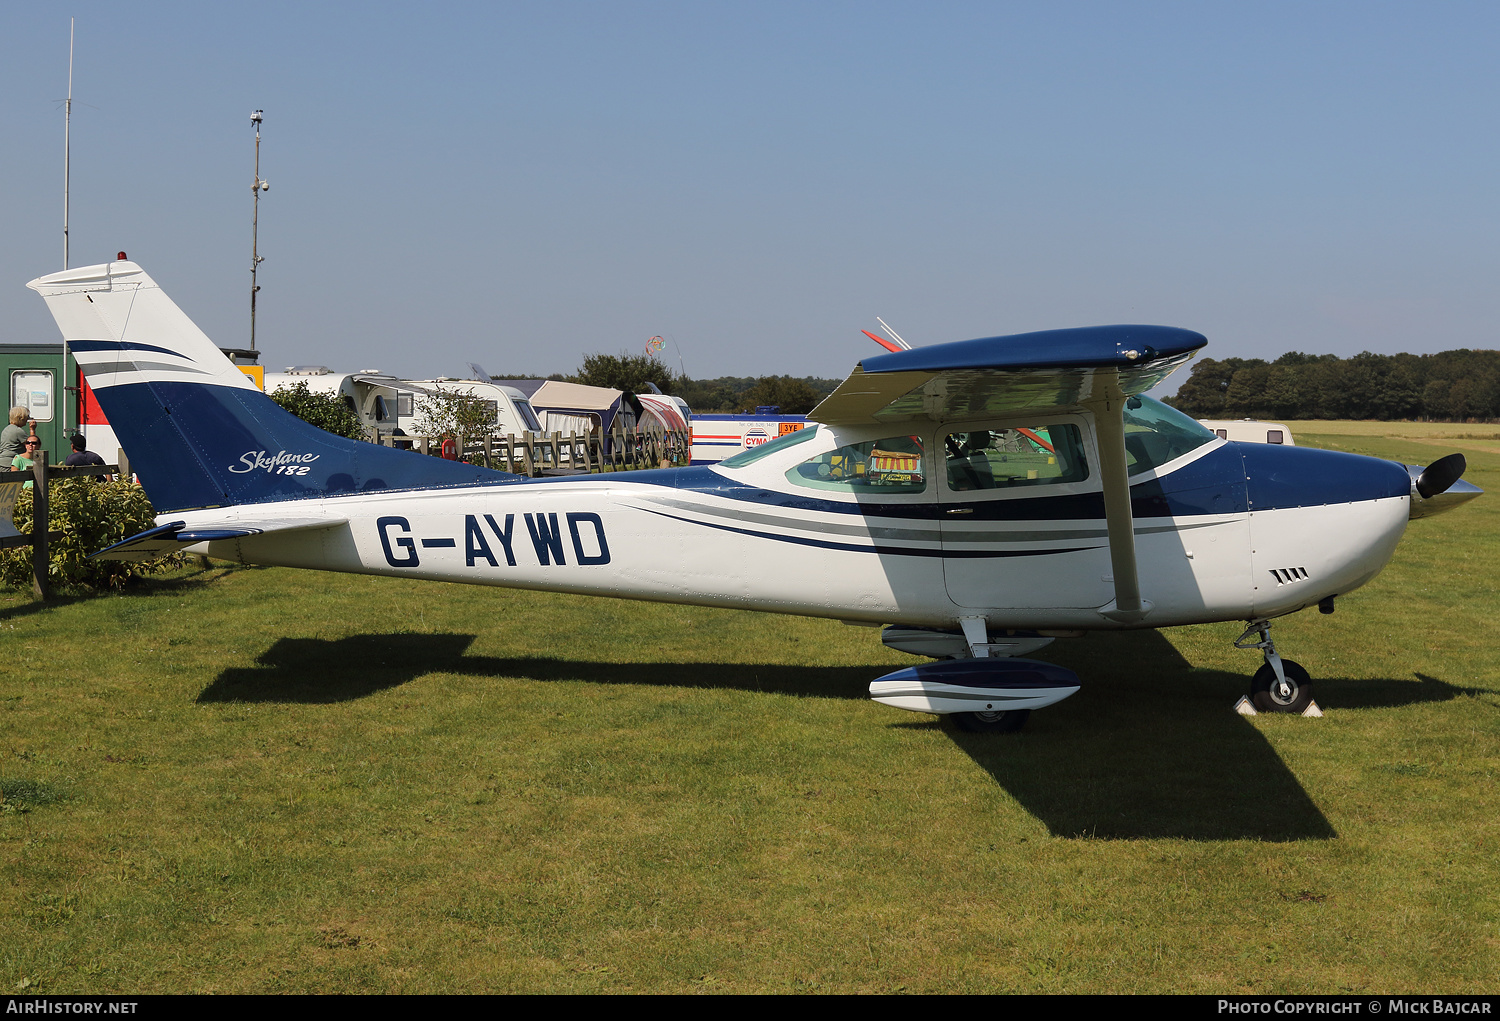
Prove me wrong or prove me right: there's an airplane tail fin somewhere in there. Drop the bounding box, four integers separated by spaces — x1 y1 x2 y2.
27 260 514 513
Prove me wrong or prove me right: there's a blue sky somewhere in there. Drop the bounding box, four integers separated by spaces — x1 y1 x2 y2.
2 2 1497 387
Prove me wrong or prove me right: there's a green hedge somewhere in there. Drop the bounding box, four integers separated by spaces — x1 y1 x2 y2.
0 478 184 591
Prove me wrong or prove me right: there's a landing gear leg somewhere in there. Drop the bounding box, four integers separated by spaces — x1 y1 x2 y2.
950 616 1031 733
1234 619 1313 713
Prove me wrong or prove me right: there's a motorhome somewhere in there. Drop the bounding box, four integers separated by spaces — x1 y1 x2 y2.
393 379 544 440
1196 419 1296 446
689 411 809 463
262 367 403 441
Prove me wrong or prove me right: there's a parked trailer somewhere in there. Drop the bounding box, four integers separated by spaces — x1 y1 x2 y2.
393 378 545 439
1196 419 1296 445
264 367 403 441
689 413 809 464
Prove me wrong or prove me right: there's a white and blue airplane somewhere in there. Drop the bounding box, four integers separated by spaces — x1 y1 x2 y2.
27 259 1481 732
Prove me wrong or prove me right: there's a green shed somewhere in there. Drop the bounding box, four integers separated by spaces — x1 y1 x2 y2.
0 343 77 463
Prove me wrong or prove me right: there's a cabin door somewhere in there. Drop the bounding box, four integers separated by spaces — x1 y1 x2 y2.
936 417 1113 610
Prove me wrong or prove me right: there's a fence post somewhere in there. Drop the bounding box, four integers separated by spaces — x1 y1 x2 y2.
505 434 516 474
483 434 492 469
117 448 130 482
31 451 49 600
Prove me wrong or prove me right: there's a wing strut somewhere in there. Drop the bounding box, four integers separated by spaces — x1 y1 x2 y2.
1088 375 1151 623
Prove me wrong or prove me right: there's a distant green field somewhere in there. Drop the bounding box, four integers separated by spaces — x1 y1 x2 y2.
1292 419 1500 440
1 425 1495 994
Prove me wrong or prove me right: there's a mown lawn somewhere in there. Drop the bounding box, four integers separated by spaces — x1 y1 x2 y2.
0 425 1495 993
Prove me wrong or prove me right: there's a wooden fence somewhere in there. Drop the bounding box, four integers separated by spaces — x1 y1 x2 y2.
0 451 121 600
378 425 691 476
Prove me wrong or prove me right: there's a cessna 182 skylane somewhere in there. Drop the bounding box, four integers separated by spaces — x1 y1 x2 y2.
28 259 1481 732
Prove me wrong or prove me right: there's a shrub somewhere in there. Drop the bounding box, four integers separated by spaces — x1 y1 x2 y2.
269 381 367 440
414 386 496 451
0 478 185 591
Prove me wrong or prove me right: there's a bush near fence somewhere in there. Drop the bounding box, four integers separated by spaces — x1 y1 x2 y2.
0 477 183 591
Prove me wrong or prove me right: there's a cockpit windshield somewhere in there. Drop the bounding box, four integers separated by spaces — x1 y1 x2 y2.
1122 395 1217 475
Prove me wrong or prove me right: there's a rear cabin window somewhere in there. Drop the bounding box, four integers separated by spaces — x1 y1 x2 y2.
1121 396 1217 474
787 434 926 494
944 424 1089 491
1267 430 1284 444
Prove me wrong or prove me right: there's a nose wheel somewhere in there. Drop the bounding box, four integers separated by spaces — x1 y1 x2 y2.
1235 620 1314 714
1249 659 1312 713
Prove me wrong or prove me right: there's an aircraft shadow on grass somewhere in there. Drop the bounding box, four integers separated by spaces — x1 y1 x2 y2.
198 629 1477 843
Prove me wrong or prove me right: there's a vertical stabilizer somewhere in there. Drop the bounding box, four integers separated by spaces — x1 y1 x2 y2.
28 261 515 512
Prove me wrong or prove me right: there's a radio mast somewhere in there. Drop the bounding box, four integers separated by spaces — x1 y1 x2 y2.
250 110 268 351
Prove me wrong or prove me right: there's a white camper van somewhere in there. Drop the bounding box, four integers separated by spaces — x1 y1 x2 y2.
263 367 403 440
394 379 544 439
1196 419 1296 445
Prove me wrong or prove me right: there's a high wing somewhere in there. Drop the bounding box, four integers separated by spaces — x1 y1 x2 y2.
92 516 349 562
809 325 1205 425
811 324 1208 624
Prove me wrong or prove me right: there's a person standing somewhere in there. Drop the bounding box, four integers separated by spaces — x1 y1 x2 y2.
1 408 30 461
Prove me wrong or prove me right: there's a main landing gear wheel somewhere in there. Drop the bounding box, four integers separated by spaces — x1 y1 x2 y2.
953 708 1031 734
1250 660 1312 714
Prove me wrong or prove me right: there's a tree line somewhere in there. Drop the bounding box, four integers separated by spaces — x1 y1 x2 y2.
1164 349 1500 422
493 352 842 415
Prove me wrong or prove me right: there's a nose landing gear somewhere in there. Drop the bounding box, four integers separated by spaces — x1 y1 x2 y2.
1235 620 1313 714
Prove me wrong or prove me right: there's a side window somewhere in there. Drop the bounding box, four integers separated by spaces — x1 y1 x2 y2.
1266 430 1284 444
786 435 926 493
944 424 1089 491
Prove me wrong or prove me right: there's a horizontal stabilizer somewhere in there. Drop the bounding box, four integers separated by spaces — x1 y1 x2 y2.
812 325 1206 425
92 516 348 562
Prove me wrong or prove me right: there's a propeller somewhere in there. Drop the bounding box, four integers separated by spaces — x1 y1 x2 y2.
1416 453 1467 499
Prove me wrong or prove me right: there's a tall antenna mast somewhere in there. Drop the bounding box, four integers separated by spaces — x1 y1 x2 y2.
250 109 268 351
63 18 73 270
62 19 75 438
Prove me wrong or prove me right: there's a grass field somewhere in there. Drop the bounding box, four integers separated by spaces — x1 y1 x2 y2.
1 424 1496 993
